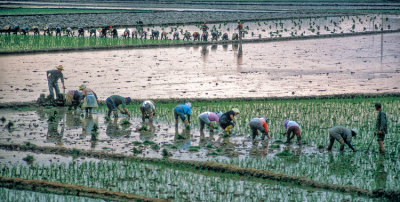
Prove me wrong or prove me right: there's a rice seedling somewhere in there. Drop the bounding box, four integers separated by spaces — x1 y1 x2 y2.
1 117 6 123
22 155 35 165
6 121 14 129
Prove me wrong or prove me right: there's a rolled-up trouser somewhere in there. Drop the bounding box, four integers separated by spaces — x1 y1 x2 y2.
174 106 186 121
249 118 266 137
48 80 60 99
198 113 211 129
219 115 234 130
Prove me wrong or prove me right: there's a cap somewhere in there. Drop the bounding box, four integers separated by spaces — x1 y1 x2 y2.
185 102 192 108
57 65 64 70
351 128 359 136
79 84 86 90
126 97 132 104
232 108 240 114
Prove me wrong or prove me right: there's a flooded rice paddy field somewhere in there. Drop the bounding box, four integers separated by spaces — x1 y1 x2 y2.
1 96 399 191
5 14 400 40
1 32 400 103
0 151 374 202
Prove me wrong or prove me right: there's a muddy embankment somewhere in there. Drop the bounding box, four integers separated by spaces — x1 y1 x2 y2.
0 92 399 109
0 142 399 200
0 176 166 202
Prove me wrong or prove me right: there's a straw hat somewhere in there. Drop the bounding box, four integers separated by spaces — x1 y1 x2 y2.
232 108 240 114
57 65 64 70
351 128 359 136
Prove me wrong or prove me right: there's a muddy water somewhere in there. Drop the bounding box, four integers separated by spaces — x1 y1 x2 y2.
1 32 399 103
0 108 315 161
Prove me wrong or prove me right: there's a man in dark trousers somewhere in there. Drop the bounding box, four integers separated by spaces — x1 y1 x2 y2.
375 102 387 154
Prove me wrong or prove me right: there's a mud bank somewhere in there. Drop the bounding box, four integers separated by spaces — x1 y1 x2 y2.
0 176 166 202
1 32 399 103
0 92 399 109
0 142 399 200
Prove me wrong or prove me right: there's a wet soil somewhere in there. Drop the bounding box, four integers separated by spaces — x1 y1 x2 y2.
1 33 399 103
0 108 312 161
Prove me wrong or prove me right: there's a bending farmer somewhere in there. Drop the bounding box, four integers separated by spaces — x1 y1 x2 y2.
65 90 83 109
327 126 358 152
106 95 131 117
375 102 387 154
140 100 156 122
174 102 191 127
219 108 240 135
249 117 270 140
198 111 223 132
46 65 65 100
283 120 302 143
79 84 98 115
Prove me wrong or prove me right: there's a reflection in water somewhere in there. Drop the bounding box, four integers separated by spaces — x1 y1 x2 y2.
81 114 98 139
66 110 82 129
46 110 66 147
222 44 228 51
250 140 269 157
374 154 387 189
199 130 215 148
174 125 191 149
211 44 218 52
201 45 209 64
234 43 243 71
220 138 237 157
139 122 156 141
106 118 131 138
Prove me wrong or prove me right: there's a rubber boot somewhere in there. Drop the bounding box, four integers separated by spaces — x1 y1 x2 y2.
378 141 385 154
224 125 233 135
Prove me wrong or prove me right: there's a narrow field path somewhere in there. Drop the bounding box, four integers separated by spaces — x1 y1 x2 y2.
0 176 167 202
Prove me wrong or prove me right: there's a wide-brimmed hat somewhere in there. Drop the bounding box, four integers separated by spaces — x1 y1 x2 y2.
232 108 240 114
57 65 64 70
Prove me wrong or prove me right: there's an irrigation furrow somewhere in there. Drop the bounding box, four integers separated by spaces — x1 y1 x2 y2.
1 29 399 55
0 176 168 202
1 142 399 201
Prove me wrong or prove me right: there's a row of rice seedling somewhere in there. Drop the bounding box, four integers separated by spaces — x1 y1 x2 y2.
0 187 101 202
0 159 373 201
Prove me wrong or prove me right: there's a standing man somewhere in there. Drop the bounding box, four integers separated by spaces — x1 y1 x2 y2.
249 117 271 140
106 95 131 118
219 108 240 135
375 102 387 154
174 102 191 127
327 126 358 152
283 120 302 143
236 20 244 41
140 100 156 122
46 65 65 101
